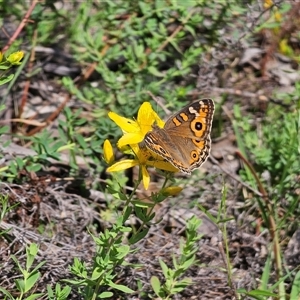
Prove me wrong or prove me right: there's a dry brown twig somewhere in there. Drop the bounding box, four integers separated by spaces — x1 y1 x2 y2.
1 0 40 53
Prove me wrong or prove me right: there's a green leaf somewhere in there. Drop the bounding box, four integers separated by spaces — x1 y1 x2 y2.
15 157 24 169
129 228 149 244
91 267 103 280
76 134 88 149
98 291 114 298
134 206 146 221
259 254 271 290
0 64 10 70
122 206 132 222
237 288 277 297
159 259 169 278
290 270 300 300
116 245 130 259
8 161 17 176
184 24 196 37
25 293 44 300
15 278 25 293
47 284 54 299
26 243 38 269
139 2 151 14
132 200 154 208
26 163 43 173
169 286 185 293
180 255 195 270
11 255 23 272
148 66 165 77
177 277 192 286
150 276 161 297
24 271 41 293
30 261 46 276
58 285 72 298
0 287 14 299
0 125 9 134
118 226 132 233
0 74 14 85
108 281 134 293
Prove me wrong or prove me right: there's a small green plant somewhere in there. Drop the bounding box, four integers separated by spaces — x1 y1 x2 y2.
66 217 134 299
0 50 24 85
0 243 45 300
0 105 104 180
150 216 202 299
0 242 72 299
232 97 300 298
47 283 71 300
234 103 300 213
0 194 13 223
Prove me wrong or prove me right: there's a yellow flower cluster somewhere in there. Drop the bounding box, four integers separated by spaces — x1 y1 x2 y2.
0 50 24 65
103 102 179 190
7 51 24 65
263 0 282 24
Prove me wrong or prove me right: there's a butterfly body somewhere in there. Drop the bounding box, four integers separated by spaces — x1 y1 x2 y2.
144 99 214 174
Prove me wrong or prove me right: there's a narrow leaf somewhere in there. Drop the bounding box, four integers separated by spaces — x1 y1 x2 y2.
108 281 134 293
290 270 300 300
129 228 149 244
0 74 14 84
24 271 40 292
150 276 161 296
98 291 114 298
25 293 44 300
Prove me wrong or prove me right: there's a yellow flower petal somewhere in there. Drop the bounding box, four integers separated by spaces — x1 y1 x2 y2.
108 112 140 133
106 101 177 186
117 132 144 147
137 102 156 133
274 11 281 22
137 102 165 132
146 160 179 173
107 159 139 172
152 110 165 128
263 0 273 8
7 51 24 65
162 186 183 196
103 139 115 164
141 165 150 190
131 144 152 163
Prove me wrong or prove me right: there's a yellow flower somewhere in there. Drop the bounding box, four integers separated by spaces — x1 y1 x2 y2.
103 139 115 164
279 39 293 56
274 11 281 22
107 144 178 190
263 0 273 9
108 102 164 147
106 102 180 189
7 51 24 65
162 186 183 196
0 52 3 63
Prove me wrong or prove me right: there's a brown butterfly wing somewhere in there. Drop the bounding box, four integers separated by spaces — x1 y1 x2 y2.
144 126 192 174
144 99 214 173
